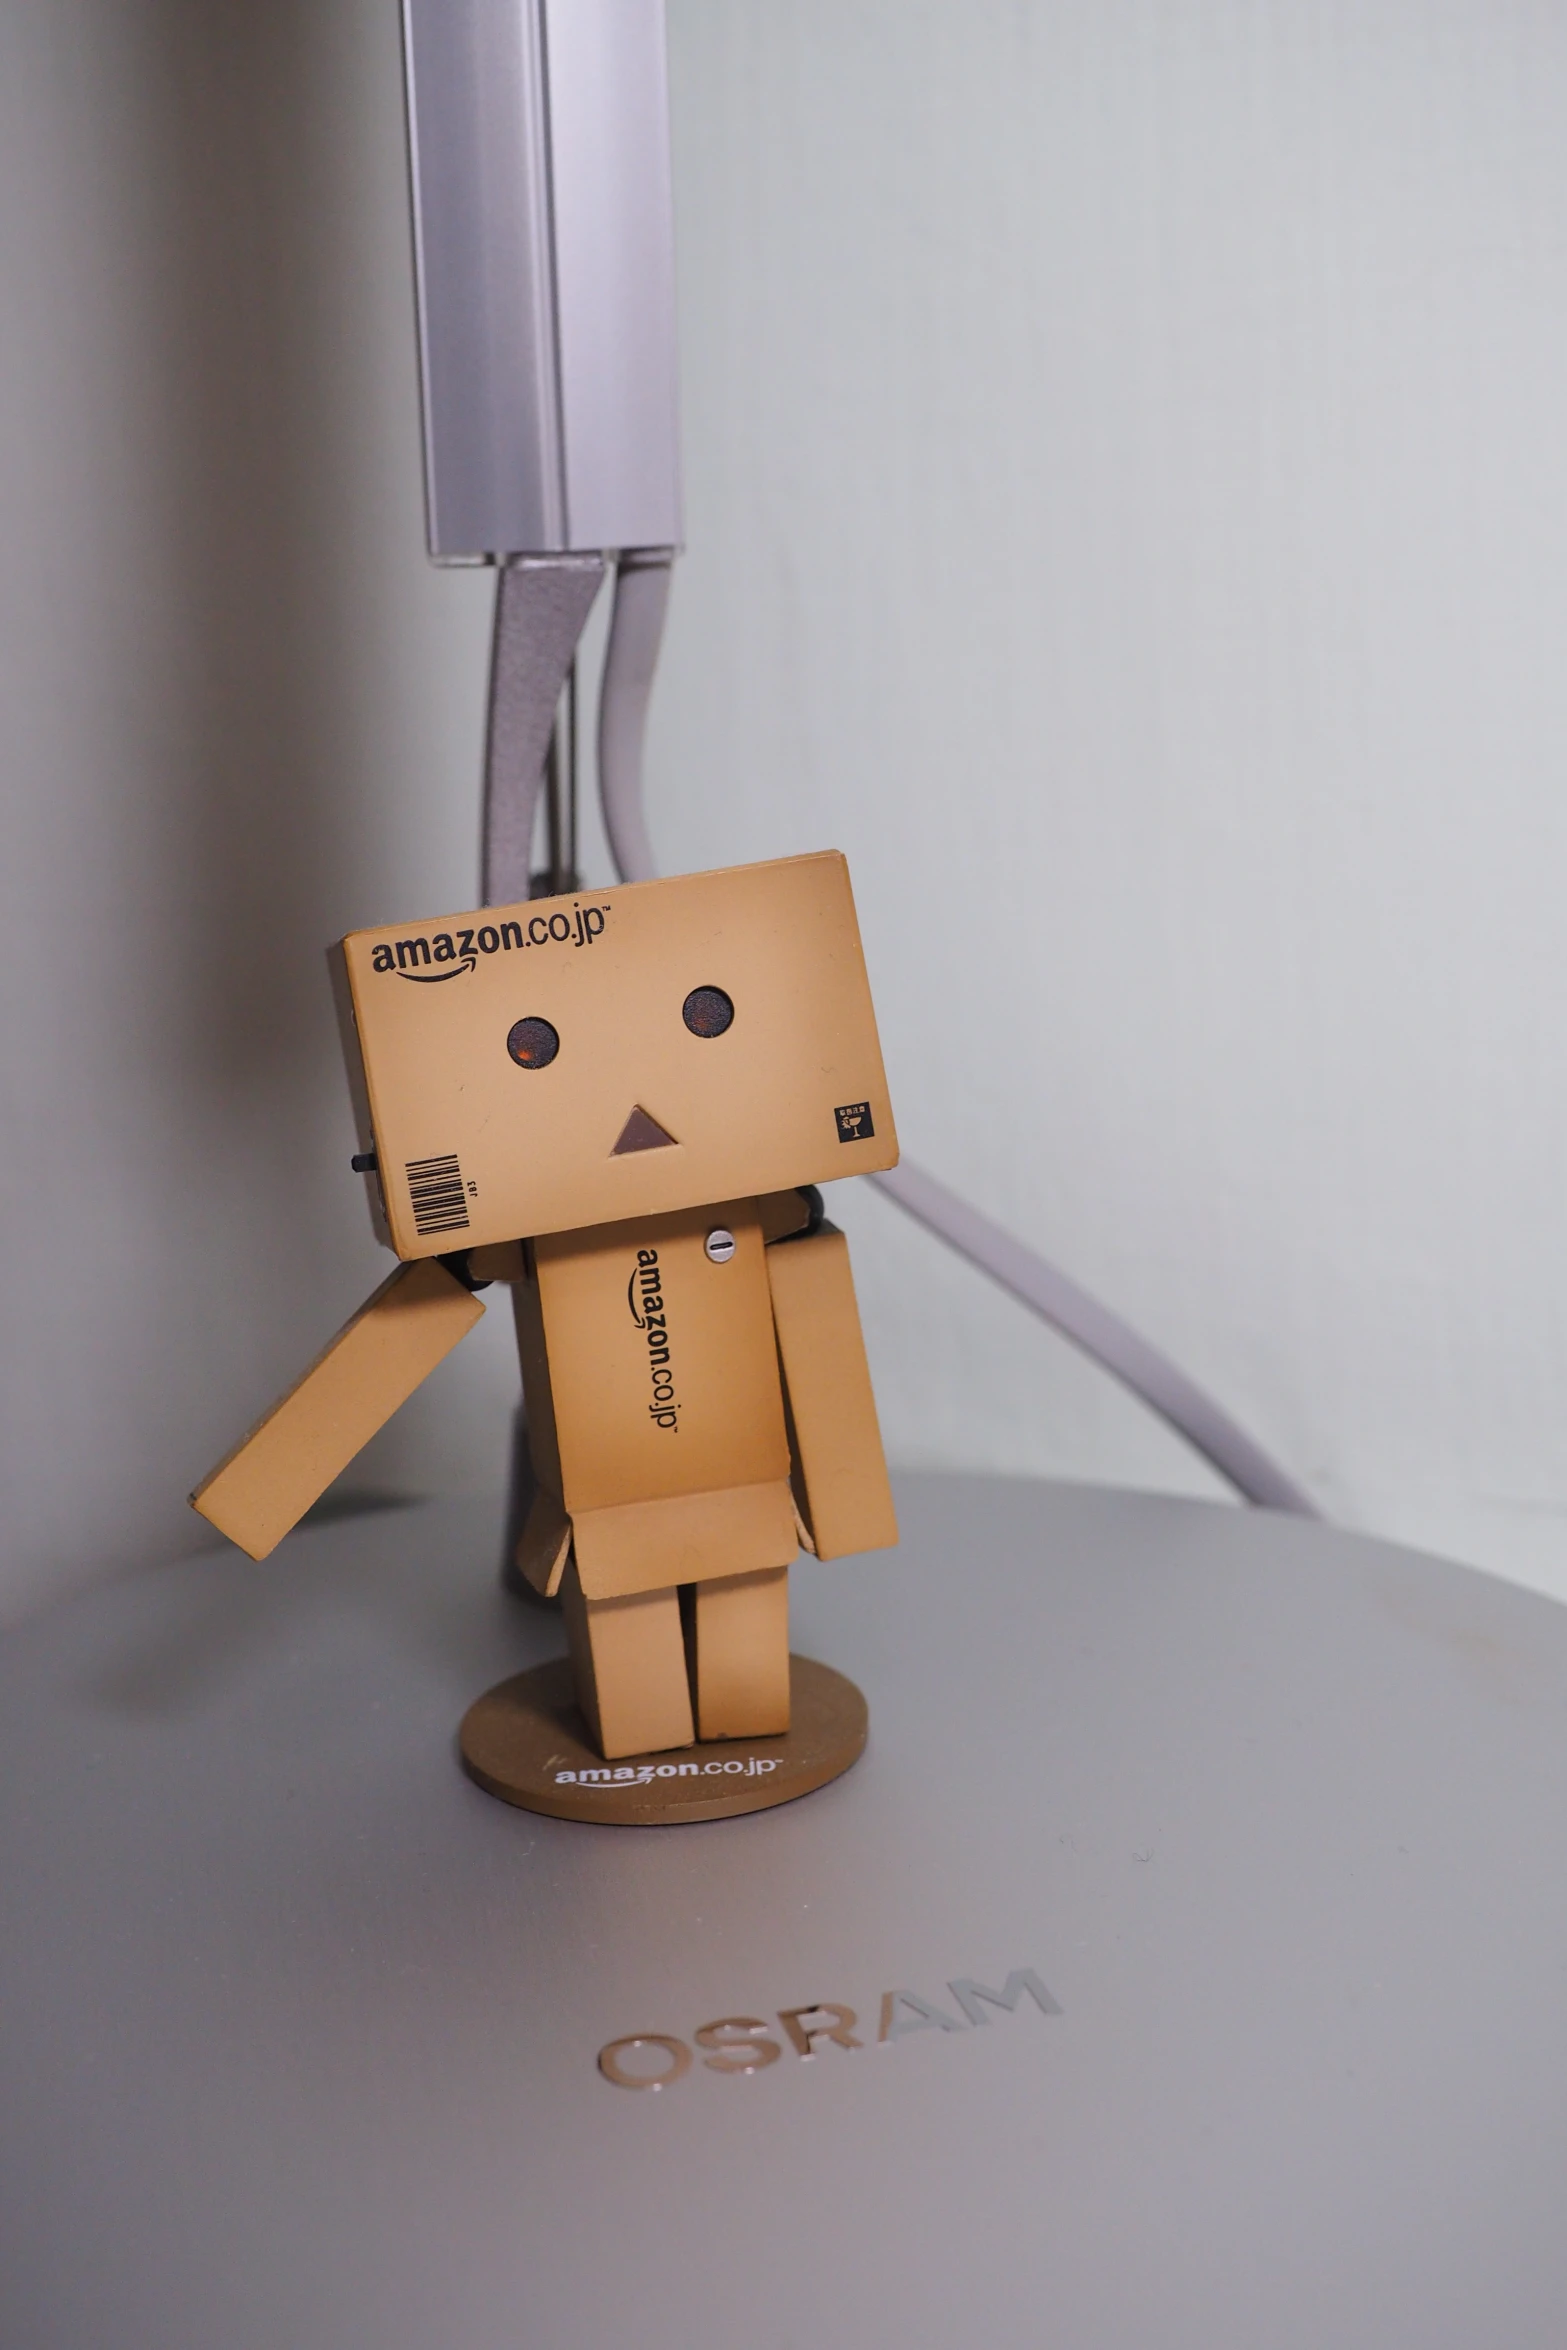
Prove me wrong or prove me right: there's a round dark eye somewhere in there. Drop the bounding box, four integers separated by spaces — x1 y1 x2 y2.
507 1016 559 1069
682 986 734 1038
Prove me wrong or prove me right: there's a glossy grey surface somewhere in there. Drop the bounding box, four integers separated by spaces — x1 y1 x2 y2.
4 1475 1566 2348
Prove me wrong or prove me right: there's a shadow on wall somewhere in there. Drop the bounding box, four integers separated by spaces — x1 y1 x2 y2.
150 0 394 1092
140 0 497 1489
0 0 494 1621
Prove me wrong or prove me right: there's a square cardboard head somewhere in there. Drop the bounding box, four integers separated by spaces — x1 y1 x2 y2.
335 853 897 1256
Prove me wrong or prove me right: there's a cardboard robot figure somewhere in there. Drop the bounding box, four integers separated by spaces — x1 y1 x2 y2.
192 853 899 1812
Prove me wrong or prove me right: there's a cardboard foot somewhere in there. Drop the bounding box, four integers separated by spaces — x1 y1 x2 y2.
459 1655 867 1825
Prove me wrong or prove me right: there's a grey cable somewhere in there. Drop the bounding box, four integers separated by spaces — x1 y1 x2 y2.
592 559 1320 1520
597 550 674 888
869 1162 1318 1516
482 555 604 904
540 667 580 896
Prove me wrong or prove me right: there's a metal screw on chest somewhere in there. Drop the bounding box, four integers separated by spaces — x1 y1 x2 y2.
705 1228 736 1264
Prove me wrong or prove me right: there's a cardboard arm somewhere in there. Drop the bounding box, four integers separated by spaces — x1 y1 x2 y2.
189 1260 485 1561
764 1225 898 1561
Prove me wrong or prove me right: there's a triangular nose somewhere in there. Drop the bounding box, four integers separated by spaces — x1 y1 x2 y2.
612 1105 678 1155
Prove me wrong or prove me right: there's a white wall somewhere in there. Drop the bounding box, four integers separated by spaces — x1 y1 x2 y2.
4 0 1567 1621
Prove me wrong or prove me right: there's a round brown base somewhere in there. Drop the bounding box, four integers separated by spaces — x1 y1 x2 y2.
459 1654 867 1825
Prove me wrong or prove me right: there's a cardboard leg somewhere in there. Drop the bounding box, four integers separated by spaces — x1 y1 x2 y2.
692 1565 791 1741
560 1558 694 1760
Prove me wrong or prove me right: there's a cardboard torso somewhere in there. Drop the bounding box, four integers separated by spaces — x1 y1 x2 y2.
515 1199 799 1598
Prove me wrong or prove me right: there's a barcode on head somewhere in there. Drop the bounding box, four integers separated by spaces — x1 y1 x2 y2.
405 1152 470 1237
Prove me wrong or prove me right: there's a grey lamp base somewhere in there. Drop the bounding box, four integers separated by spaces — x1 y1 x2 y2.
4 1473 1566 2350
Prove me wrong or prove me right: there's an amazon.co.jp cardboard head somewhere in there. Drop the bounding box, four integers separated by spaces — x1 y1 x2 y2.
333 852 898 1256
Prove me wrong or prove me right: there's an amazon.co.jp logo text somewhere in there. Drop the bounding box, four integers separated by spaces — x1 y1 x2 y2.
370 902 611 982
559 1755 778 1787
629 1246 680 1430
